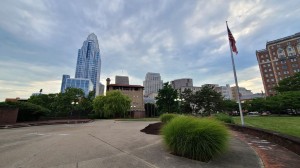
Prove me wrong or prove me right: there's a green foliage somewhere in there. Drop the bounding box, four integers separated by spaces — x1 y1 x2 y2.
159 113 179 123
221 100 239 113
0 102 17 108
93 90 131 118
6 101 50 121
275 72 300 93
162 116 229 162
214 113 234 124
194 85 223 116
156 82 179 113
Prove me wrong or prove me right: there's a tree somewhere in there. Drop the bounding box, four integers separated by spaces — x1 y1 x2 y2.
275 72 300 93
194 85 223 116
180 88 194 114
155 82 178 114
221 99 239 113
93 90 131 118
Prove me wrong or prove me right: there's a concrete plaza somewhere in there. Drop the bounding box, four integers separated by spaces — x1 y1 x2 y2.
0 120 262 168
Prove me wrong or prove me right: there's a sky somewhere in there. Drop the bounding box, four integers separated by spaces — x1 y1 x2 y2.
1 0 300 101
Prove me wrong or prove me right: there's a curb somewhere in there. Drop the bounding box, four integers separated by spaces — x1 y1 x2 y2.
0 120 93 129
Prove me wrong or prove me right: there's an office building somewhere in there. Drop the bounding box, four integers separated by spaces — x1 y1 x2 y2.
61 75 94 96
75 33 101 96
143 72 163 96
171 78 193 90
256 32 300 96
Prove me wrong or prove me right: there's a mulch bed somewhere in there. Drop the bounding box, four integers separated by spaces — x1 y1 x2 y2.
140 122 162 135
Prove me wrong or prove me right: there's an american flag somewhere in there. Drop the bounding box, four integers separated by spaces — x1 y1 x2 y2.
227 25 238 55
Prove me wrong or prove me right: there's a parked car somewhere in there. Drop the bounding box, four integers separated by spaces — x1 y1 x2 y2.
248 111 259 116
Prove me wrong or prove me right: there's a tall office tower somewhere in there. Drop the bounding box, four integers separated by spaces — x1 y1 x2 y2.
75 33 101 96
143 72 163 96
256 33 300 96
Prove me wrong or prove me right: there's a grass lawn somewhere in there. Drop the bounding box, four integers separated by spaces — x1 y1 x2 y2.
115 118 160 121
233 116 300 138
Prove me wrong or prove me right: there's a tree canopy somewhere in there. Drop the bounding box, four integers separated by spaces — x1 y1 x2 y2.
275 72 300 93
93 90 131 118
155 82 179 113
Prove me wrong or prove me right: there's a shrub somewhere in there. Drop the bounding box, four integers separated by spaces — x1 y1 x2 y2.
214 113 234 124
6 102 51 121
159 113 179 123
162 116 229 162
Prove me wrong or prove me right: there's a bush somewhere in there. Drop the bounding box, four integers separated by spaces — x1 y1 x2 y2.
6 102 51 121
159 113 179 123
214 113 234 124
162 116 229 162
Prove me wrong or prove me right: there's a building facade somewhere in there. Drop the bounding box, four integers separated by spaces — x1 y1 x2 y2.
171 78 193 90
61 75 94 96
75 33 101 96
143 72 163 96
106 77 145 118
115 76 129 85
256 32 300 96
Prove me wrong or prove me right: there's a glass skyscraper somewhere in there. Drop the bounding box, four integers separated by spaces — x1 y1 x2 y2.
75 33 101 96
60 33 101 96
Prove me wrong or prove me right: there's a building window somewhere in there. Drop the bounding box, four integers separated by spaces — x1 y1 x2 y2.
265 74 269 77
267 64 271 67
277 48 285 58
282 65 287 69
263 64 266 67
281 60 286 64
278 72 281 75
270 74 273 76
269 68 272 71
287 45 296 56
297 43 300 54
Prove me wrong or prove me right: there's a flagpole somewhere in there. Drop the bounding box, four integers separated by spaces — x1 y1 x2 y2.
226 21 244 126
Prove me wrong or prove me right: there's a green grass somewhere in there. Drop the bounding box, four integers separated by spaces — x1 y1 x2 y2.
115 118 160 121
213 113 234 124
233 116 300 138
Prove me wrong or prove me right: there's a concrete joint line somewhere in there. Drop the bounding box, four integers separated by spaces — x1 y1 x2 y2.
88 134 159 168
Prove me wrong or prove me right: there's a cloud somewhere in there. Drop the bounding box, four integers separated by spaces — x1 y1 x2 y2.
0 0 299 101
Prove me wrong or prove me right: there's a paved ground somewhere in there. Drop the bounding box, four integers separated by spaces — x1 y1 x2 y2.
233 131 300 168
0 120 262 168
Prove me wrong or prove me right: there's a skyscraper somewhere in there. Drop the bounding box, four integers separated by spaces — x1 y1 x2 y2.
75 33 101 96
143 72 163 96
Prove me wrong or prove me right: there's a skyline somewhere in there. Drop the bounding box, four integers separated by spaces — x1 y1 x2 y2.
1 0 300 101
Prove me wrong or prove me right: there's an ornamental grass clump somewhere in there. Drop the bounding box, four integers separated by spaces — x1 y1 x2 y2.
159 113 179 123
214 113 234 124
161 116 229 162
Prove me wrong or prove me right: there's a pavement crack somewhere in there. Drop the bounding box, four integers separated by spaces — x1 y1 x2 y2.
88 133 158 168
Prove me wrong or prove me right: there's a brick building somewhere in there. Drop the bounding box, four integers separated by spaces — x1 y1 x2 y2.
106 76 145 118
256 33 300 96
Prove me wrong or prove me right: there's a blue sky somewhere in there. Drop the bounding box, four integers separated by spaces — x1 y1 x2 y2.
1 0 300 101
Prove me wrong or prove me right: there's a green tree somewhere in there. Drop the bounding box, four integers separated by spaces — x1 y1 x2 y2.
156 82 178 114
221 99 239 113
275 72 300 93
180 88 194 114
194 85 223 116
93 90 131 118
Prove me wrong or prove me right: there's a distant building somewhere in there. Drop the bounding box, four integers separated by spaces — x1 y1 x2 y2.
179 86 202 93
144 93 158 104
143 72 163 96
106 76 145 118
202 84 232 100
61 75 94 96
256 32 300 96
99 83 104 95
231 86 263 101
171 78 193 90
115 76 129 85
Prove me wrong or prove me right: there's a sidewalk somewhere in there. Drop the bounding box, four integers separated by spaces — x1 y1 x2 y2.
0 119 93 129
